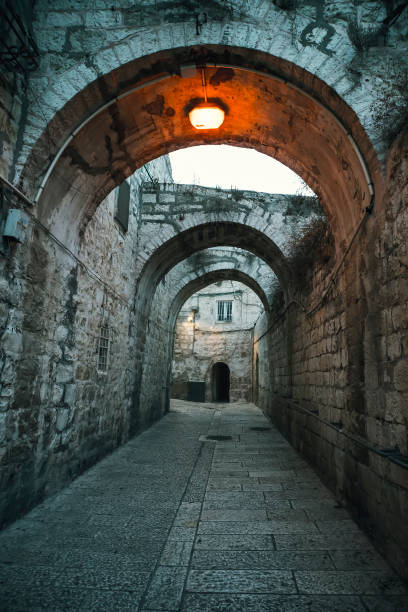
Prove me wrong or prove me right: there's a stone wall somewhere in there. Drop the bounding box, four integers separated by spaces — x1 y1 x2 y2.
253 132 408 579
0 156 173 526
172 281 262 403
139 183 321 259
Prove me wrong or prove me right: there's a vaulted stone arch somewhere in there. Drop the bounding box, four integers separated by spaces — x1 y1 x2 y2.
18 0 397 183
130 222 287 430
137 184 322 267
21 46 382 252
162 247 276 317
135 221 291 307
137 247 274 423
168 268 269 326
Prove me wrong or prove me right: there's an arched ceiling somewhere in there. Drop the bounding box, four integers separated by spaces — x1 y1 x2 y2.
134 223 292 316
169 269 268 333
161 247 277 313
25 46 381 252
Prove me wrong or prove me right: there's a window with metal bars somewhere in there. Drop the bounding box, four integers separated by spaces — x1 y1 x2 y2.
97 325 110 372
217 300 232 322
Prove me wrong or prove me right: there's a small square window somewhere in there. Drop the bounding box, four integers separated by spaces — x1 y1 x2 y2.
217 300 232 322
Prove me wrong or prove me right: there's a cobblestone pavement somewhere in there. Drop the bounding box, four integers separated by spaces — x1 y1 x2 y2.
0 401 407 611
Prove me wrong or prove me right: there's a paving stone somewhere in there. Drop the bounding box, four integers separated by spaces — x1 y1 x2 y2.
0 585 88 611
315 519 361 533
207 480 243 491
0 401 403 610
203 498 291 511
79 589 143 611
212 461 243 468
242 482 283 491
201 508 268 521
180 593 366 611
264 489 333 500
160 539 194 566
266 508 308 520
176 502 202 519
195 534 275 550
290 498 342 509
295 571 408 595
208 473 253 482
0 545 65 566
198 520 319 535
213 455 242 461
62 550 156 572
167 526 197 542
0 564 62 589
330 550 390 571
54 566 152 591
205 491 265 502
304 507 351 520
202 497 267 510
191 549 334 570
182 443 214 503
143 565 188 610
361 595 408 611
282 481 329 491
186 569 297 593
248 470 295 479
274 533 373 550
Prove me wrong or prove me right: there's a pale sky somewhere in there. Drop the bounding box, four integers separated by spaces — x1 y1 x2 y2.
169 145 314 195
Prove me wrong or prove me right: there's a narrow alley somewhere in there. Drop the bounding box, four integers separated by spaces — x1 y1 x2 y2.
0 401 406 611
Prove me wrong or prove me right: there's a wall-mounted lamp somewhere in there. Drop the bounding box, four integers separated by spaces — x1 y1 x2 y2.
188 67 225 130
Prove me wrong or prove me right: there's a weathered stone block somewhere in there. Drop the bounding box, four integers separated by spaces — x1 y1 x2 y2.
1 331 23 356
42 11 83 27
55 408 70 432
63 383 76 405
52 384 64 403
393 361 408 392
85 10 122 28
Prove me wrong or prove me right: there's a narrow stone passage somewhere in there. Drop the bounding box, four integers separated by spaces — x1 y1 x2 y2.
0 401 407 611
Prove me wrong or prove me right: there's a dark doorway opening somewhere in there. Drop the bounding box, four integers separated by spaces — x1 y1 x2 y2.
212 362 230 402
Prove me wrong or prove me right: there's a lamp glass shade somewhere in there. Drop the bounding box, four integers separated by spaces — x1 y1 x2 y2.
189 103 225 130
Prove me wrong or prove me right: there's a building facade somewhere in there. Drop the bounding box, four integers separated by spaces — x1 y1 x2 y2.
171 280 263 403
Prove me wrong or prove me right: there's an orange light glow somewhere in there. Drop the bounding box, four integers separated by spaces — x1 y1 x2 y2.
189 103 225 130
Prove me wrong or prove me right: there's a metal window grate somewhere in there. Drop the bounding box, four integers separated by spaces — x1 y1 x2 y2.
217 300 232 321
98 326 110 372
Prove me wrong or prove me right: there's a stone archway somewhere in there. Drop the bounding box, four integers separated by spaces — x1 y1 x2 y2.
130 221 286 430
20 46 380 254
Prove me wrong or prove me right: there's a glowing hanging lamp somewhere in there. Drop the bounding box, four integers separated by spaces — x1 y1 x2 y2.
189 67 225 130
189 102 225 129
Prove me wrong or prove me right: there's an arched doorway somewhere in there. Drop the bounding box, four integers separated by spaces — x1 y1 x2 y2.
212 362 230 403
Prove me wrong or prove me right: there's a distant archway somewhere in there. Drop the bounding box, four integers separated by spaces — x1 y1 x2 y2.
212 362 230 403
